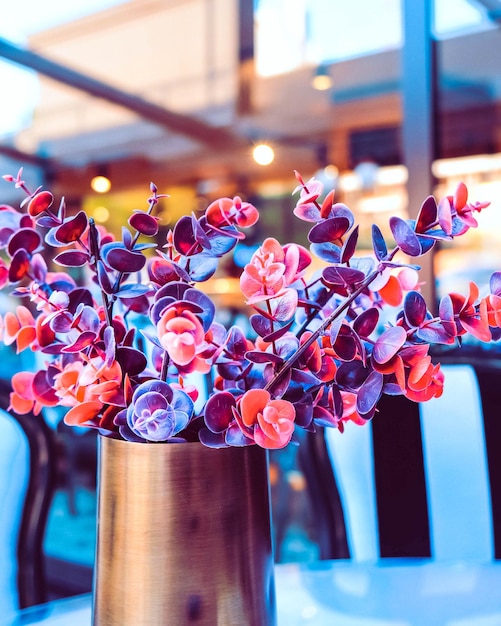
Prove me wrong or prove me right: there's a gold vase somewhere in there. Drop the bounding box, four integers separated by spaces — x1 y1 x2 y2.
92 436 276 626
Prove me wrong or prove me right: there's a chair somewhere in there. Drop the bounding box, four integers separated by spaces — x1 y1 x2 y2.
299 357 501 623
0 380 56 611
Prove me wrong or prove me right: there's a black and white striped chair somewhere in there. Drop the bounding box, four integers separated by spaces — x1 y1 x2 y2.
0 381 56 611
300 358 501 623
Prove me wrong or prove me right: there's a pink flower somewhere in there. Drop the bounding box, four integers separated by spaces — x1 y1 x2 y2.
157 308 210 372
9 370 58 415
239 389 295 449
2 306 37 352
206 196 259 229
240 237 311 303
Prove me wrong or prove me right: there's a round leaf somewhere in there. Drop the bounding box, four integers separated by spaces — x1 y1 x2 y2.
105 246 146 273
54 211 88 243
389 217 422 257
8 228 41 256
308 216 350 244
357 370 384 416
54 250 89 267
129 211 159 236
404 291 427 327
372 326 407 365
204 392 235 433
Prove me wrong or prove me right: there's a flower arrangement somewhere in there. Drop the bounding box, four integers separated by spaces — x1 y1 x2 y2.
0 168 497 449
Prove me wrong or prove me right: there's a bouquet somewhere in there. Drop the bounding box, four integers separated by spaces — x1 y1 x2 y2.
0 168 497 449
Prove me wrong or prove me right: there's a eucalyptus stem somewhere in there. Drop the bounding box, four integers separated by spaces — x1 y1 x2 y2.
160 350 170 382
88 218 114 328
264 245 401 395
111 197 158 294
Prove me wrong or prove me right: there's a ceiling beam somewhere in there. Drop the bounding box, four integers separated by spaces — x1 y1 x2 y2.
0 142 56 169
0 37 248 150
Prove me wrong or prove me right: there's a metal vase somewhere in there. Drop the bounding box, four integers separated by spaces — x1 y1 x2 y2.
92 436 276 626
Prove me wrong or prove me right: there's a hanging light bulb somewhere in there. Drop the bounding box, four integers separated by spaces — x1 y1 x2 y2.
253 143 275 166
312 65 332 91
91 175 112 194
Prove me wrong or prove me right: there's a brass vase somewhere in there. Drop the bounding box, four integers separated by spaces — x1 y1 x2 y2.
92 436 276 626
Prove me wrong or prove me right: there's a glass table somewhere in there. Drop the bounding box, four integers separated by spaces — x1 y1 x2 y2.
4 559 501 626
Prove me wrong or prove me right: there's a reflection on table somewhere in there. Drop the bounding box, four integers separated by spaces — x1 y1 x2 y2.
4 559 501 626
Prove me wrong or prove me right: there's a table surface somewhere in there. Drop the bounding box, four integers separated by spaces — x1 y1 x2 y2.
3 559 501 626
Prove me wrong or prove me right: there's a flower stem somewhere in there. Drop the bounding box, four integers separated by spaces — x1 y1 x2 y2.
160 350 170 381
264 246 401 396
88 218 114 328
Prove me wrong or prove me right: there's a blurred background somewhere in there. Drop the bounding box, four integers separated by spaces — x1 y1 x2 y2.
1 0 501 600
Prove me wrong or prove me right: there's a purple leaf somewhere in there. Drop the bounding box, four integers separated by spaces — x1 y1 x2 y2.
73 305 100 333
310 242 342 263
103 325 116 366
97 260 114 294
198 428 228 448
204 392 235 433
390 217 422 257
262 320 294 343
329 203 355 227
54 211 88 243
104 246 146 273
116 347 148 376
416 322 454 344
415 195 438 233
356 370 383 416
333 331 357 361
68 288 94 312
372 326 407 364
185 254 218 282
225 422 254 446
336 360 369 390
173 215 196 255
293 396 314 428
404 291 427 327
31 253 48 283
192 214 212 249
322 266 365 287
225 325 249 359
329 311 347 346
245 351 283 364
8 228 41 256
266 368 291 398
129 211 159 236
184 288 215 331
313 406 339 428
437 197 453 236
149 257 190 284
251 314 272 338
269 288 298 321
116 283 152 298
353 308 379 338
341 225 359 263
54 250 89 267
438 294 455 331
372 224 388 261
490 272 501 296
8 248 30 281
415 235 436 254
50 311 73 333
293 202 321 222
308 216 350 244
61 331 96 353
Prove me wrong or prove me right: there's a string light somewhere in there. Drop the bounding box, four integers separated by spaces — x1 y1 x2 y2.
91 175 111 194
253 143 275 166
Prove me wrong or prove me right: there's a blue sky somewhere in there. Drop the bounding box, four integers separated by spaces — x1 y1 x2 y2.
0 0 127 137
